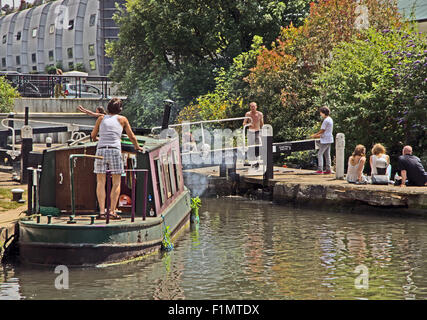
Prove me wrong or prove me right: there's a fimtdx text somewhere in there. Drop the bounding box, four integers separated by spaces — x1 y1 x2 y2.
212 304 259 315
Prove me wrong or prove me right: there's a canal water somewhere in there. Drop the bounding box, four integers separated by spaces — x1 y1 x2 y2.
1 197 427 300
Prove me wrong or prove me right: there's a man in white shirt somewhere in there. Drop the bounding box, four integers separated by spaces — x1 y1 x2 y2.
310 106 334 174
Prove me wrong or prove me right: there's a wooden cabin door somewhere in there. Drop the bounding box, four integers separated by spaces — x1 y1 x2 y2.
55 148 97 212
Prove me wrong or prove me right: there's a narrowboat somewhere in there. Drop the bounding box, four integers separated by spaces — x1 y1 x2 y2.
18 135 192 267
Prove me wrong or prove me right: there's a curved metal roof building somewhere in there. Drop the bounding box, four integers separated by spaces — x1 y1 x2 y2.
0 0 125 76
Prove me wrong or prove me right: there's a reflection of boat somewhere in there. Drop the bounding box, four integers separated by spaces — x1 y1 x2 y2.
18 135 191 267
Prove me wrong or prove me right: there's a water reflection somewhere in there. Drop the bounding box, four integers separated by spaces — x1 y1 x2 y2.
1 197 427 299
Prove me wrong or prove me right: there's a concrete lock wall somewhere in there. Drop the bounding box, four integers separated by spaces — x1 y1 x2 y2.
14 97 110 113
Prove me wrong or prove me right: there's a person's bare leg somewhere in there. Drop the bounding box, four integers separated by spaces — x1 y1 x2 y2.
96 173 106 216
110 174 121 216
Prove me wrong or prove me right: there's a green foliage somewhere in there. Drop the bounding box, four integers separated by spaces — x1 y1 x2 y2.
0 77 20 113
121 75 177 128
0 187 27 212
177 36 263 127
55 61 64 71
75 63 87 72
161 225 174 251
190 197 202 223
314 25 426 168
45 65 57 74
190 197 202 210
244 0 402 144
108 0 312 127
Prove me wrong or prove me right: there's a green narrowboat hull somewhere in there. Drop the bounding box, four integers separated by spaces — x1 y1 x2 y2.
18 190 191 267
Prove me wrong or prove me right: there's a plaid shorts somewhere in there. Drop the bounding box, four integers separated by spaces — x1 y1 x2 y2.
94 148 124 175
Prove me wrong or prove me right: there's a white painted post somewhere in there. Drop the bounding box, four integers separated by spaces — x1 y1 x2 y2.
46 136 52 147
336 133 345 180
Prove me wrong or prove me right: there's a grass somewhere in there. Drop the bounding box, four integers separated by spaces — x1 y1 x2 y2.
0 187 27 212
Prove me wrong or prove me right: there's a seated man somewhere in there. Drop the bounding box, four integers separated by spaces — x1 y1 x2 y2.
397 146 427 187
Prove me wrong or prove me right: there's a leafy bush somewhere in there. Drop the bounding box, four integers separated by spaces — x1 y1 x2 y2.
75 63 86 72
0 77 20 113
245 0 402 144
45 65 57 74
108 0 312 127
314 25 426 170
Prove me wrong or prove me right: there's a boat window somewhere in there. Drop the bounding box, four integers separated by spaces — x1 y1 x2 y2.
168 152 176 195
162 154 172 199
155 159 165 205
172 150 181 190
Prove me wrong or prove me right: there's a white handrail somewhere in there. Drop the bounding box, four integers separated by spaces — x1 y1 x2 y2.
151 116 254 151
151 116 253 134
1 117 94 129
0 119 19 159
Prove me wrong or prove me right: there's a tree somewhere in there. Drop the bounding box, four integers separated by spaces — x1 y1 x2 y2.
243 0 402 144
177 35 264 127
107 0 312 127
0 76 20 113
315 25 426 170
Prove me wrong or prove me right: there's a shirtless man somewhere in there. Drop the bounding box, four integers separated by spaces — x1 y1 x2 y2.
243 102 264 166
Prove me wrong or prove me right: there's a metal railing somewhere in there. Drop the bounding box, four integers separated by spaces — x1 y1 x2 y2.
0 73 110 99
0 117 94 157
151 116 255 154
105 169 149 224
69 154 149 224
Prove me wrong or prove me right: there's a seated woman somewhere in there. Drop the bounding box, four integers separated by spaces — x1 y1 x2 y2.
370 143 390 176
346 145 367 184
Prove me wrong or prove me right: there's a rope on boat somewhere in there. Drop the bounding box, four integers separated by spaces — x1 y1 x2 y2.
160 214 174 252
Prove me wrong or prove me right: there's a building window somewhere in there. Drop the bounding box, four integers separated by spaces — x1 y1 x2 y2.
49 50 54 62
2 35 6 44
16 56 21 65
68 19 74 30
89 59 96 70
88 44 95 56
1 58 6 68
16 31 21 41
32 65 37 71
49 24 55 34
32 53 37 63
68 62 74 70
32 28 37 38
89 14 96 27
67 48 73 59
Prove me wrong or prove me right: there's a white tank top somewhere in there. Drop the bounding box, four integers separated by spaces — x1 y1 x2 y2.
97 115 123 149
347 157 363 183
371 154 388 175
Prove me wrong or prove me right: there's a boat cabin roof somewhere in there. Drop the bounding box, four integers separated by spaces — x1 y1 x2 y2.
52 135 173 153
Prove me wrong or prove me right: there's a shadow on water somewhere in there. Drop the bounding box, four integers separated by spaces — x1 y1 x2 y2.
2 197 427 300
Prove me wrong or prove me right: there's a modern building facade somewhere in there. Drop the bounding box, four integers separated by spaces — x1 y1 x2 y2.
0 0 125 76
398 0 427 33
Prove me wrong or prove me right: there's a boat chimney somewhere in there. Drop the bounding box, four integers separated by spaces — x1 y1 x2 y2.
161 99 174 131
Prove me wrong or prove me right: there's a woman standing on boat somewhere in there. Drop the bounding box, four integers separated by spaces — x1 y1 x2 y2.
91 98 143 219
